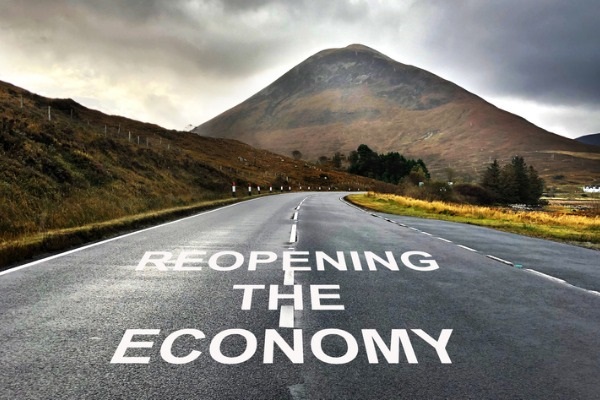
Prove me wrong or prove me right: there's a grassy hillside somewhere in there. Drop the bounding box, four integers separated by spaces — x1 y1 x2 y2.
0 80 385 266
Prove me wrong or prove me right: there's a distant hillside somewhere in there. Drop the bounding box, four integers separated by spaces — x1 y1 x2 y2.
194 44 600 184
576 134 600 146
0 80 380 245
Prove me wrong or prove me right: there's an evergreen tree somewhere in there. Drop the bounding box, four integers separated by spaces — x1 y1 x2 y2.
511 156 530 203
347 144 428 185
527 165 545 205
481 156 544 205
481 159 501 201
332 152 343 168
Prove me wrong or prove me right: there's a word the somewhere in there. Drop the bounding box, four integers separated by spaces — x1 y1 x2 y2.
111 328 453 365
137 250 440 272
233 284 343 310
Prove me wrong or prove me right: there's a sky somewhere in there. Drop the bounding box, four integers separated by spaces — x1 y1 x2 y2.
0 0 598 138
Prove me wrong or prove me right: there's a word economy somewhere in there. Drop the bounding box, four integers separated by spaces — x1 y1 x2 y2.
111 328 453 365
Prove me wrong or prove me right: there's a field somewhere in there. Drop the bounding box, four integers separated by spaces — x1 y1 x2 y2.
347 193 600 249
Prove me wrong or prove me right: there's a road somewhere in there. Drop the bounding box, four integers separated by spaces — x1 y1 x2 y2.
1 192 599 399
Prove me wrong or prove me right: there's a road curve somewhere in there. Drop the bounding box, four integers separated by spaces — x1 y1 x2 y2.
1 192 599 399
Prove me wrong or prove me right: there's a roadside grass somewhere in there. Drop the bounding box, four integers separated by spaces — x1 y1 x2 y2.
347 193 600 249
0 196 247 270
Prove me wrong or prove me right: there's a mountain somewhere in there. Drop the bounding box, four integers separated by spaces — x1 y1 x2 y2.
576 134 600 146
0 80 382 247
194 44 600 184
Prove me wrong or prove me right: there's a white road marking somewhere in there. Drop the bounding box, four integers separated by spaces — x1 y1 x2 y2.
457 245 477 252
486 255 514 266
282 199 307 329
421 231 433 236
526 269 600 297
289 224 298 243
284 269 294 285
0 199 256 277
340 195 600 299
295 196 309 211
289 384 307 400
279 305 295 328
525 269 567 284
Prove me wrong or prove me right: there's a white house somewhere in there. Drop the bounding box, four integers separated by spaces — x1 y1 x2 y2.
583 186 600 193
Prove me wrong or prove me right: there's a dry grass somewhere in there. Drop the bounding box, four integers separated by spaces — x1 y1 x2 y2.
1 80 390 268
347 193 600 248
0 197 244 269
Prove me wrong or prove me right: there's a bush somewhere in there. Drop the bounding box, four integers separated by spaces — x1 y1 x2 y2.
453 183 495 205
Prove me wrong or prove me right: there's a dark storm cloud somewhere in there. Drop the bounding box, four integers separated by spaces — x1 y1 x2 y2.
0 0 292 78
419 0 600 107
0 0 380 78
0 0 597 134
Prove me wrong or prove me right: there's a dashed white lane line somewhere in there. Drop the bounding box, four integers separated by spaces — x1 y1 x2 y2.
457 244 478 252
279 305 295 328
486 255 513 266
284 269 294 286
288 384 307 400
526 269 600 297
421 231 433 236
281 198 308 328
289 224 298 243
525 269 567 284
340 196 600 298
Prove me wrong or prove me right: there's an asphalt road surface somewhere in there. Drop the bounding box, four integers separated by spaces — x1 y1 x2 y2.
1 192 599 399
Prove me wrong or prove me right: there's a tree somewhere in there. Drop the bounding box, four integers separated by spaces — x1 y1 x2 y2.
444 167 456 183
318 155 329 165
481 156 544 205
481 159 501 200
527 165 544 204
347 144 429 185
511 156 530 203
291 150 302 160
407 164 428 185
332 152 343 168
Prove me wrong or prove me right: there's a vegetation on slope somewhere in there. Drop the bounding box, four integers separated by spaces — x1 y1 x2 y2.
347 144 429 184
0 80 387 267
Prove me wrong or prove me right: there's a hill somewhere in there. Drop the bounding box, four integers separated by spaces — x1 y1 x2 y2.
576 134 600 146
194 44 600 185
0 80 381 249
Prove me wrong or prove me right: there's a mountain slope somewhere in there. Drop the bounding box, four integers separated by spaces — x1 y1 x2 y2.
576 134 600 146
194 44 600 184
0 80 381 245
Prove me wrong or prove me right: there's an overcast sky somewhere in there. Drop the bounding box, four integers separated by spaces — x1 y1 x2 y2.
1 0 598 138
